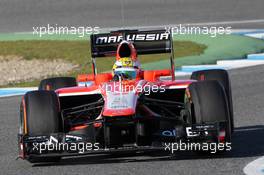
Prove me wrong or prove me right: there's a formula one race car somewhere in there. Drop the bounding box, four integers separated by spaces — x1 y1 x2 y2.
18 29 234 163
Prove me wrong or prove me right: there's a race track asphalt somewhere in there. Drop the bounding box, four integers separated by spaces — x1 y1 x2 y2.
0 65 264 175
0 0 263 32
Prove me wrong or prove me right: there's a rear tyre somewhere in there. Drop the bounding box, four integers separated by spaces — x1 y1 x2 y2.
191 69 234 133
187 81 231 144
38 77 77 91
20 90 62 163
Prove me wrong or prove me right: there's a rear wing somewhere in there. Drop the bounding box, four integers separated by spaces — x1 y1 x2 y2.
90 30 172 57
89 29 175 80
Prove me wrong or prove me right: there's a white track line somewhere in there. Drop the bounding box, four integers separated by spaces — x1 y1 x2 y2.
244 156 264 175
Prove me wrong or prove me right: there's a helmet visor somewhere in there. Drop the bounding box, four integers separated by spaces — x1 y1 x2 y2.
114 69 137 80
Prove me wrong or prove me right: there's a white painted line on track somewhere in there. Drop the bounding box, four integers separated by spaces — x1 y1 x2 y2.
244 156 264 175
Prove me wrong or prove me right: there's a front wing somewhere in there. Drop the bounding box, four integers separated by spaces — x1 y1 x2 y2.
18 122 226 160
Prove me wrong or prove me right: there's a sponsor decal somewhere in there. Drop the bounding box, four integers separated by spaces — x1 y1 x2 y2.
162 129 176 137
95 33 170 44
186 127 200 137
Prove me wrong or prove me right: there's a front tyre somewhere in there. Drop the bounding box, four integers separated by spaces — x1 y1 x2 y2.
191 69 234 133
187 81 232 145
19 90 62 163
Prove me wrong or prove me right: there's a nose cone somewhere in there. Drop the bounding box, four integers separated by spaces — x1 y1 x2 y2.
103 91 137 117
116 40 137 61
101 81 139 117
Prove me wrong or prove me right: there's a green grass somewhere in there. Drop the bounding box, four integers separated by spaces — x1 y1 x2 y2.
0 40 206 87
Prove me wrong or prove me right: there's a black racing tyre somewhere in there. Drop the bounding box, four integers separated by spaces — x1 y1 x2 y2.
20 90 62 163
188 81 231 143
38 77 77 91
191 69 234 133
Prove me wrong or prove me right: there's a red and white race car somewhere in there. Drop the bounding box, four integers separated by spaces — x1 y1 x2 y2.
18 29 234 163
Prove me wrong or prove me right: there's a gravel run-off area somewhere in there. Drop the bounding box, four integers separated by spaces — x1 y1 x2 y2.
0 56 78 86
